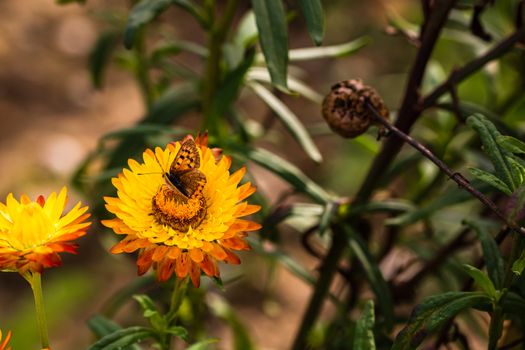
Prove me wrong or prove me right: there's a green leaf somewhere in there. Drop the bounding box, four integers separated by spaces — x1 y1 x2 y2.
353 300 376 350
101 124 190 141
88 315 120 338
150 40 208 63
468 167 513 195
506 156 525 185
348 200 415 216
124 0 173 49
296 0 324 45
467 114 520 192
248 81 322 162
463 220 504 289
288 37 369 61
386 182 489 226
87 316 143 350
89 31 120 89
497 135 525 155
392 292 490 350
230 145 330 203
209 49 255 121
512 250 525 276
87 327 154 350
318 202 336 236
502 291 525 315
344 226 393 328
186 339 219 350
246 67 323 103
251 0 289 89
133 295 166 330
462 264 497 298
165 326 189 342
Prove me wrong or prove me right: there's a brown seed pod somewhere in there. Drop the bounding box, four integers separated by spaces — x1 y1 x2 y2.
322 79 390 138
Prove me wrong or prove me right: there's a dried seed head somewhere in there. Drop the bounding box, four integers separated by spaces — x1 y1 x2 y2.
322 79 389 138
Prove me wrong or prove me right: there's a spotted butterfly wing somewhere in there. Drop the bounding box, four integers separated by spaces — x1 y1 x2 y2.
164 138 206 198
170 138 200 175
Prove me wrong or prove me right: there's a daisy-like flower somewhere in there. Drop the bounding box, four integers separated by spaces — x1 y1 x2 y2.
103 134 261 287
0 330 11 350
0 187 91 274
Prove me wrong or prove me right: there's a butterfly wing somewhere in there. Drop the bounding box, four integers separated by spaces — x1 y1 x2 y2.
179 170 206 198
171 138 200 175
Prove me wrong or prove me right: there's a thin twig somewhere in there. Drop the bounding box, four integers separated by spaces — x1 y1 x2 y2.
422 26 525 109
366 101 525 236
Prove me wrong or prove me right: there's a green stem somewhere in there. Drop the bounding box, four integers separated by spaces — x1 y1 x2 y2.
25 272 50 349
167 277 189 323
290 226 346 350
488 233 522 349
161 277 190 350
134 28 154 109
201 0 239 136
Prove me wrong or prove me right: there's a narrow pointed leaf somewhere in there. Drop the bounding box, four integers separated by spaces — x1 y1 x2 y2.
344 225 393 327
353 300 376 350
210 50 255 121
133 295 166 330
512 250 525 276
186 339 219 350
289 37 369 61
467 114 519 191
124 0 173 49
89 31 120 89
497 135 525 155
87 315 142 350
296 0 324 45
87 327 154 350
248 81 322 162
468 167 513 195
231 145 330 203
251 0 289 89
393 292 490 350
166 326 189 342
462 264 497 298
386 181 490 226
464 220 504 288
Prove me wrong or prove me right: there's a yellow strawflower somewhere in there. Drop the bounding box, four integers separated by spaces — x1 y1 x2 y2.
103 134 261 287
0 187 91 274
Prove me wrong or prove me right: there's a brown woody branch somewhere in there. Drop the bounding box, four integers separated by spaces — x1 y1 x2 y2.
367 101 525 236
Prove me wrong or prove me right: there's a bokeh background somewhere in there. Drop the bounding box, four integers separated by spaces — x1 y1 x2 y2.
0 0 522 349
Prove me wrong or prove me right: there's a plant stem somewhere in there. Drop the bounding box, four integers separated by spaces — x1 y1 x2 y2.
488 233 522 349
290 226 347 350
167 277 189 323
26 272 50 350
135 28 154 109
162 277 190 350
422 26 525 109
202 0 238 136
353 0 457 205
366 101 525 237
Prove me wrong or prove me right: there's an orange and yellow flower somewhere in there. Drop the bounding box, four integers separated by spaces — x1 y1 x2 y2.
103 134 261 287
0 329 12 350
0 187 91 274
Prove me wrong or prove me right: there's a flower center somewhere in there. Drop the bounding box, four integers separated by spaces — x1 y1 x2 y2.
151 185 207 232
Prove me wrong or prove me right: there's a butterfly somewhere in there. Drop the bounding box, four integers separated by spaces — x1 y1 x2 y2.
163 137 207 200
